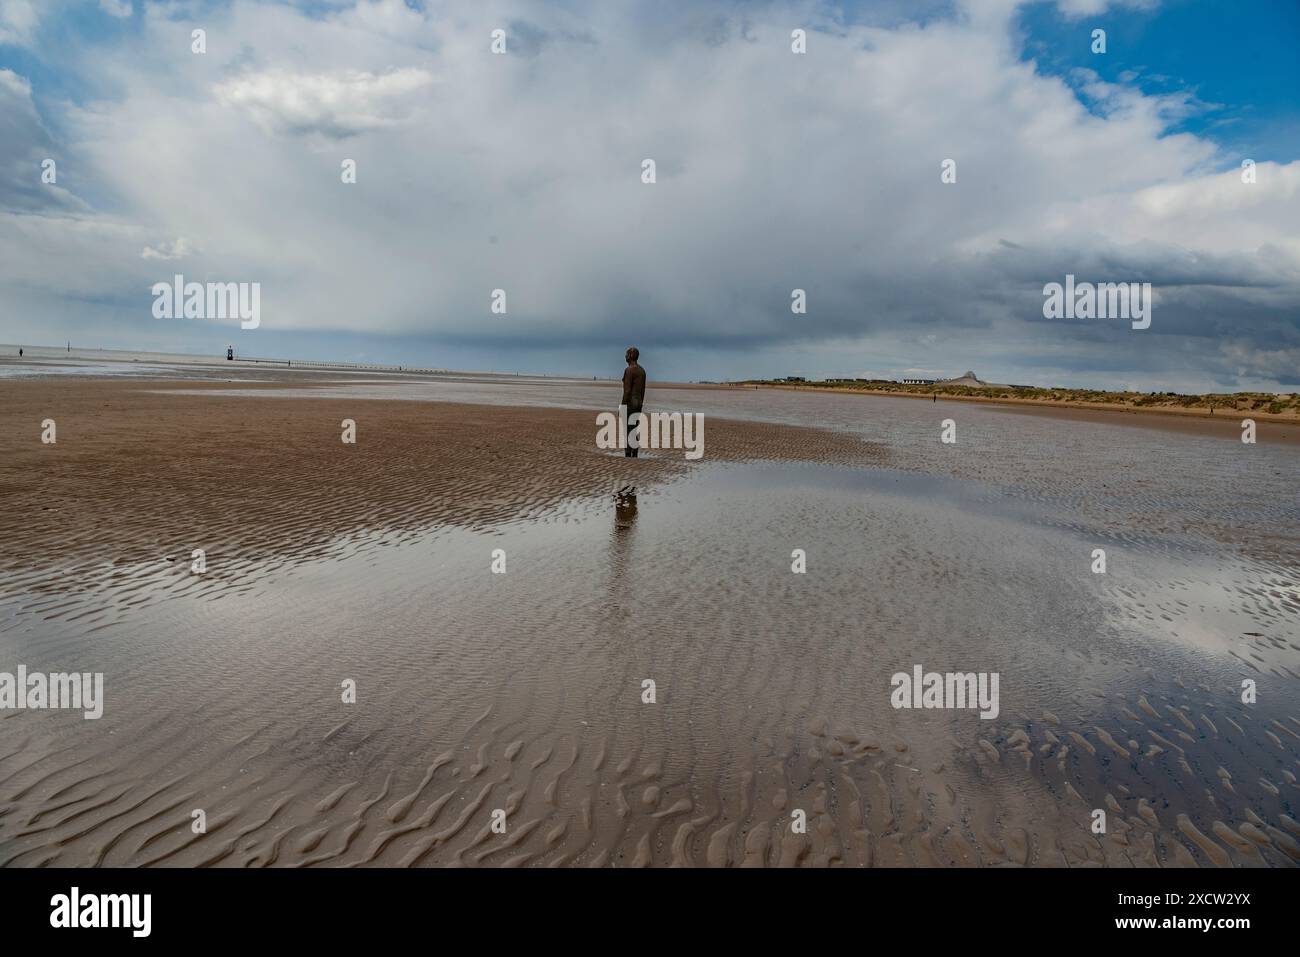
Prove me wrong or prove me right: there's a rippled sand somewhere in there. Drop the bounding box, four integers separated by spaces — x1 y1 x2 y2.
1 376 1297 867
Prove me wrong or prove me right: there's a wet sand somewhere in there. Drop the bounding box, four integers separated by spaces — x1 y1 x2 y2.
1 375 1297 868
0 377 879 574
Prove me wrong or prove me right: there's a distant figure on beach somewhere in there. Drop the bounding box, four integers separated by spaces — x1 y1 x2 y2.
622 347 646 457
17 348 21 357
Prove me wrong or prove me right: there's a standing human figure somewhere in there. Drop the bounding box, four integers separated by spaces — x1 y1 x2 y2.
621 347 646 457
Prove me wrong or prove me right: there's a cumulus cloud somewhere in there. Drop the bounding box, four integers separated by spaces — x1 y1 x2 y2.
141 237 195 260
0 0 1296 389
214 67 435 138
0 69 89 214
0 0 40 47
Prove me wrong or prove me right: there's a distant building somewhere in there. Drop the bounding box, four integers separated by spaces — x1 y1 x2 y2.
902 377 935 385
783 376 806 382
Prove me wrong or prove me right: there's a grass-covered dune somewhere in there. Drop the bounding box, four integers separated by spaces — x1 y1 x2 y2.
736 379 1300 418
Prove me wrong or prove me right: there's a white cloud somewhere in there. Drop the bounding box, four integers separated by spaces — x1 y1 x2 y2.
0 68 89 214
99 0 132 19
0 0 40 47
141 237 194 260
214 67 435 138
0 65 30 96
1054 0 1160 18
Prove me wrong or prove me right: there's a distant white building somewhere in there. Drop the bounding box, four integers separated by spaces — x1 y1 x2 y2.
902 377 936 385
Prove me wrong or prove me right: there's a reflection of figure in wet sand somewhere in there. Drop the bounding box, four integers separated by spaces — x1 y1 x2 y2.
615 487 638 529
609 487 638 614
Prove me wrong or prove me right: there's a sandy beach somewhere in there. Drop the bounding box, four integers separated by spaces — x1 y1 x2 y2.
0 375 880 574
1 371 1298 867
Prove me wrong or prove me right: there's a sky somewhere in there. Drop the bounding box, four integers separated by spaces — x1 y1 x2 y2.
1 0 1297 390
